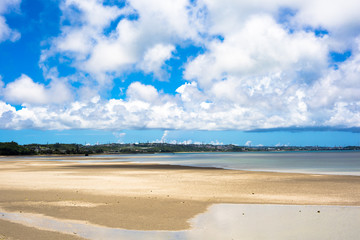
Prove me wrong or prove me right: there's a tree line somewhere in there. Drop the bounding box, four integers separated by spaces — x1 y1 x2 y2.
0 141 359 156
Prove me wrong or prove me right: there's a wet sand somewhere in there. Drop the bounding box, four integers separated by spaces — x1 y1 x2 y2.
0 219 84 240
1 156 360 239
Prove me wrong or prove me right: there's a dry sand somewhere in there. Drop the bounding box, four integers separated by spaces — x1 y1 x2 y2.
1 156 360 239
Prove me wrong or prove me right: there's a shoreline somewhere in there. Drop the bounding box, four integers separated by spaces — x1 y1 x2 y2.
1 156 360 238
2 153 360 177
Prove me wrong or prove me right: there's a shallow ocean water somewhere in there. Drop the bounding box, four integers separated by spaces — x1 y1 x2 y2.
26 151 360 175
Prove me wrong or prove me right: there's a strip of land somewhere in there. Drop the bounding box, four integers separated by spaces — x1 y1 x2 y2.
0 156 360 239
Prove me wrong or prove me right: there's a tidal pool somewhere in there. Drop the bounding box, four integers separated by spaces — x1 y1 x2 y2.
1 204 359 239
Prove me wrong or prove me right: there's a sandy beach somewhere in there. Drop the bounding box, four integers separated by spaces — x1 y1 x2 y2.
1 156 360 239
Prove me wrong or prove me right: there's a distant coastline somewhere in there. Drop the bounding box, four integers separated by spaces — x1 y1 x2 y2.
0 141 359 156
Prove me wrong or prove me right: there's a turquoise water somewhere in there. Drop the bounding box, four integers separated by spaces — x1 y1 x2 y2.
17 151 360 175
82 151 360 175
151 151 360 175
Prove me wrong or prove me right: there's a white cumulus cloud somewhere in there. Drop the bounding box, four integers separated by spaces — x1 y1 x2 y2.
126 82 159 103
1 0 360 131
3 75 73 105
43 0 206 86
139 43 175 80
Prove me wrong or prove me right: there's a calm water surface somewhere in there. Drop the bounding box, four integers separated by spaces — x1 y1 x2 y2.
8 151 360 175
142 151 360 175
51 151 360 175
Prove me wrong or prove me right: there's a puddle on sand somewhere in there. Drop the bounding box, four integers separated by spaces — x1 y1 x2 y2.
0 209 182 240
189 204 360 240
1 204 360 240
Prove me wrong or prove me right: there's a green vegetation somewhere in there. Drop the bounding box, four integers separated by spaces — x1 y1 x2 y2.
0 142 35 155
0 142 359 156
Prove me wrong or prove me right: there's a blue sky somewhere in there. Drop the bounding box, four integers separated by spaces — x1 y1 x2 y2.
0 0 360 146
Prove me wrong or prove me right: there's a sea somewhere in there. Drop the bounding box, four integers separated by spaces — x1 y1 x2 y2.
62 151 360 176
